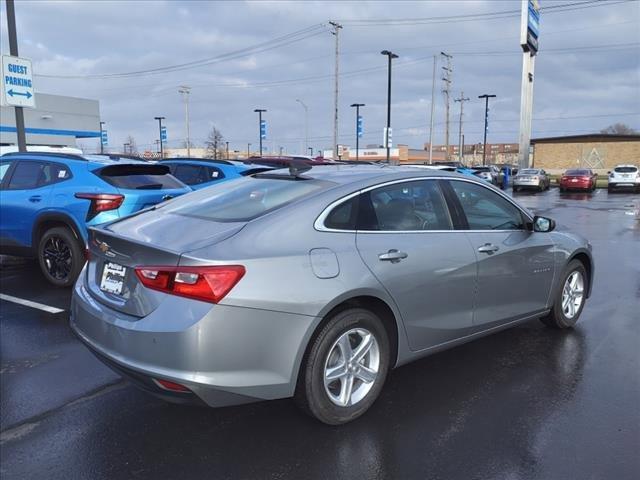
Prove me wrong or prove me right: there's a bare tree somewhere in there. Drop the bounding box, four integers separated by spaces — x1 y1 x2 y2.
205 126 224 159
600 123 638 135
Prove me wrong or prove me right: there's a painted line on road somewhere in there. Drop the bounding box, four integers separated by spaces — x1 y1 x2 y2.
0 293 65 314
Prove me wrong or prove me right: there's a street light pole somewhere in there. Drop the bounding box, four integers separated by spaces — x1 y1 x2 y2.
381 50 398 164
154 116 165 159
124 142 130 154
178 86 191 156
254 109 266 156
478 94 497 166
350 103 365 162
247 143 251 159
295 99 309 154
308 147 313 156
226 141 229 160
99 121 106 154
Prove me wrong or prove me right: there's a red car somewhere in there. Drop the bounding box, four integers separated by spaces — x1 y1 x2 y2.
559 168 598 192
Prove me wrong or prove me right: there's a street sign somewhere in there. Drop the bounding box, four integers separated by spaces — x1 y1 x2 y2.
101 130 108 146
260 120 267 140
357 115 363 138
2 55 35 108
383 127 392 148
520 0 540 54
160 126 167 141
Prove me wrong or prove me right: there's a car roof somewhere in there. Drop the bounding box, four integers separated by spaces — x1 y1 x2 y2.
2 152 151 166
262 163 459 186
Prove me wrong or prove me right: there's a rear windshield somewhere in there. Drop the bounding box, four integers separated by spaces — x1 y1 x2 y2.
163 176 330 222
565 169 591 175
98 164 185 190
520 169 539 174
614 166 638 173
473 166 490 172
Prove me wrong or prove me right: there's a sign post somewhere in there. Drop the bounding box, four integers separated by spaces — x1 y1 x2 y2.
518 0 540 170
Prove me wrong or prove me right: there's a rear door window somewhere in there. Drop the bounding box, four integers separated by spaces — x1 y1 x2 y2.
98 164 185 190
172 164 209 185
358 180 453 231
0 161 13 183
7 161 46 189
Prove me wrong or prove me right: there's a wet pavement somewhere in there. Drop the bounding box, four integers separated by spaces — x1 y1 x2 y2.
1 188 639 480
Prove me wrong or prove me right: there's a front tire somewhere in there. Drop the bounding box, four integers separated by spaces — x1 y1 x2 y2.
38 226 84 287
295 308 390 425
540 260 588 329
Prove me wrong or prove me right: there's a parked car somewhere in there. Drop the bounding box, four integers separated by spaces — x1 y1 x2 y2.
607 165 640 193
512 168 551 192
71 165 593 425
559 169 598 192
160 158 272 190
0 152 191 286
472 165 503 187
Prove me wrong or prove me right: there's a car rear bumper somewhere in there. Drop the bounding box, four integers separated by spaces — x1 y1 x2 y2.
513 179 542 187
70 272 318 407
560 180 593 189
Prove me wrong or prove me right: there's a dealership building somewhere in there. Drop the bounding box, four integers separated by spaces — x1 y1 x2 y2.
0 92 100 148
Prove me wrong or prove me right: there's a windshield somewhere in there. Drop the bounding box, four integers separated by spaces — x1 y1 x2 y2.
98 164 185 190
473 167 490 172
614 166 637 173
163 176 331 222
566 169 591 176
520 169 540 175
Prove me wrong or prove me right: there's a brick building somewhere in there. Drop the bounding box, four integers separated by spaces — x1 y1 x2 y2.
531 134 640 173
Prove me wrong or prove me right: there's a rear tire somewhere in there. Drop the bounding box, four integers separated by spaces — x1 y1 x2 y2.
295 308 390 425
37 226 84 287
540 260 588 329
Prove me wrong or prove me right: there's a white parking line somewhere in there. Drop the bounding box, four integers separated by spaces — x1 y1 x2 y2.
0 293 65 314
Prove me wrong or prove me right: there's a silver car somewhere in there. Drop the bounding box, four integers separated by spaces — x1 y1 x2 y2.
513 168 551 192
71 166 594 424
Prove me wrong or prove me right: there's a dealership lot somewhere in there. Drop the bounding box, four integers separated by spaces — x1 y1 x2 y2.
1 188 639 480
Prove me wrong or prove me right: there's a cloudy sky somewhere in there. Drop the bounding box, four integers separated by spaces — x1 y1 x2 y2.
1 0 639 154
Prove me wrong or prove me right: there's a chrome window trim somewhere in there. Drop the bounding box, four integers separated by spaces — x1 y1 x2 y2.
314 176 533 234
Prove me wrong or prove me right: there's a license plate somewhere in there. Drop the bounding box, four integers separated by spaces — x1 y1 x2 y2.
571 178 578 182
100 262 126 295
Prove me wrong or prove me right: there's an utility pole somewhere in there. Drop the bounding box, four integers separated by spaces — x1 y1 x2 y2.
454 92 470 164
254 109 266 156
478 94 497 166
99 121 106 154
428 55 437 164
329 21 342 160
226 141 229 160
247 142 251 158
5 0 27 152
279 146 284 156
295 99 309 154
178 86 191 156
440 52 453 161
381 50 399 164
154 116 165 159
350 103 365 162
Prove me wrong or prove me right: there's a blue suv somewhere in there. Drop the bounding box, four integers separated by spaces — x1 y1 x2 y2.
161 158 271 190
0 152 191 286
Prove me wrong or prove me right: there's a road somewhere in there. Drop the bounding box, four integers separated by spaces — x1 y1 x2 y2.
1 188 639 480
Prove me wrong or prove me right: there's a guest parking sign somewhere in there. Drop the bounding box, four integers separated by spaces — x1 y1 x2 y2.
2 55 35 108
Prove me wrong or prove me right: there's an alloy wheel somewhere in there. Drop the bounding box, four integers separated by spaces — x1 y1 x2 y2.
42 235 73 281
323 328 380 407
562 271 584 319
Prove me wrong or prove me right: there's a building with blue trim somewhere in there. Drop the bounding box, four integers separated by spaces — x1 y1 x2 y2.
0 92 100 147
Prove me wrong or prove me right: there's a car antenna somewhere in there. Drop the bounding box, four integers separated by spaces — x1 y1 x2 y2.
289 160 312 178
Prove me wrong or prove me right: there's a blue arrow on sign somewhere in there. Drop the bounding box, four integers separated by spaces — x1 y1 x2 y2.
8 89 32 99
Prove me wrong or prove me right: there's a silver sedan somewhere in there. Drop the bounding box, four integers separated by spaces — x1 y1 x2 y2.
71 165 593 424
513 168 551 192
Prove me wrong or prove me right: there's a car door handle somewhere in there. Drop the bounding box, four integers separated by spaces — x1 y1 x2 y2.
28 195 42 203
378 249 408 263
477 243 499 254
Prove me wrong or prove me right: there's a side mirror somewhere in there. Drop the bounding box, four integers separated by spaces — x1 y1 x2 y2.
533 215 555 233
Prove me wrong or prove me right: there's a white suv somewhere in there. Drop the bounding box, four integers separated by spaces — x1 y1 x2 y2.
608 165 640 193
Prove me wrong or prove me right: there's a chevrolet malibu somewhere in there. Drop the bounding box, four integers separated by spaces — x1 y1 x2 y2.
71 166 594 424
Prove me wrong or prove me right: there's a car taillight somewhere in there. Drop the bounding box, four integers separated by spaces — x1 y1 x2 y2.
134 265 245 303
581 176 591 181
75 193 124 220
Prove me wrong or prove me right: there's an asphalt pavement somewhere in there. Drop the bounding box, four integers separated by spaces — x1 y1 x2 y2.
1 187 639 480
